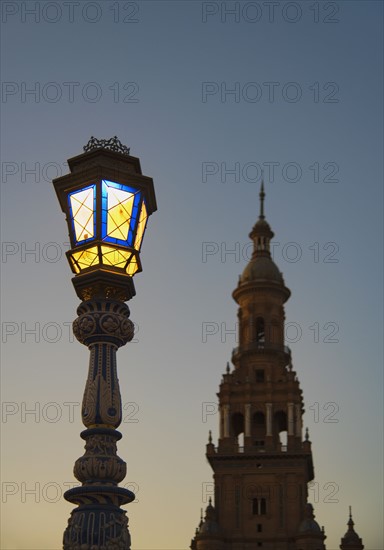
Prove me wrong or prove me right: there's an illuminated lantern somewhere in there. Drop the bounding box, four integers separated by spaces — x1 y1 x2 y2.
53 136 157 300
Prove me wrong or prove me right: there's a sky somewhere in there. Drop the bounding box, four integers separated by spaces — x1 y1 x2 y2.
0 1 383 549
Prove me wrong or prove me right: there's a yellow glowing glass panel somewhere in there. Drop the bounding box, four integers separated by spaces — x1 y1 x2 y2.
100 245 139 275
71 247 99 271
70 188 95 242
101 245 130 267
126 256 139 276
107 187 134 241
134 202 148 251
69 257 80 274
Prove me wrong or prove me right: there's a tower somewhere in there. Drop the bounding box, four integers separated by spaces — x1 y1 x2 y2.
191 185 326 550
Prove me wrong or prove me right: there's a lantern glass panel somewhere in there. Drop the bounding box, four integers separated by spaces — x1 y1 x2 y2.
126 255 139 276
99 245 139 275
107 188 134 241
71 246 99 272
134 201 148 251
68 185 96 244
101 180 141 246
101 245 131 269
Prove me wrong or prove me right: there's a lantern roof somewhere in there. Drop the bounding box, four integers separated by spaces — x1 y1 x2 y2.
53 138 157 216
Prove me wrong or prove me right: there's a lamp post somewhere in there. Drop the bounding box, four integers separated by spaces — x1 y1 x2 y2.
52 137 157 550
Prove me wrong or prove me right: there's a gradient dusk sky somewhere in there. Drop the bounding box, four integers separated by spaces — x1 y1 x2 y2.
1 1 383 549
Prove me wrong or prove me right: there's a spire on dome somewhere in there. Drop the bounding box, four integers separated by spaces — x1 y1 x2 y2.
346 506 357 533
259 180 265 220
340 507 364 549
248 182 275 258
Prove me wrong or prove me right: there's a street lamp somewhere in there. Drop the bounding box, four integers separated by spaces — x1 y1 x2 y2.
53 137 157 550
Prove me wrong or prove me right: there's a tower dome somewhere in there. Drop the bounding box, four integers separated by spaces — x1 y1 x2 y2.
235 182 290 301
298 503 322 534
198 499 220 534
295 503 327 549
240 254 284 284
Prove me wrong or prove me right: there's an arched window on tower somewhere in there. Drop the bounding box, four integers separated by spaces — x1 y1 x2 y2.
273 410 288 451
270 318 279 344
248 312 254 344
252 411 266 447
252 498 267 515
256 236 268 252
231 412 244 449
255 317 265 346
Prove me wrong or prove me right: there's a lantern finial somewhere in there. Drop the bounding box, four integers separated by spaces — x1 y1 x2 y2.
83 136 131 156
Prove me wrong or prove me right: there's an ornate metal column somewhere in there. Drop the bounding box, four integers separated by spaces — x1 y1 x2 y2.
53 137 157 550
